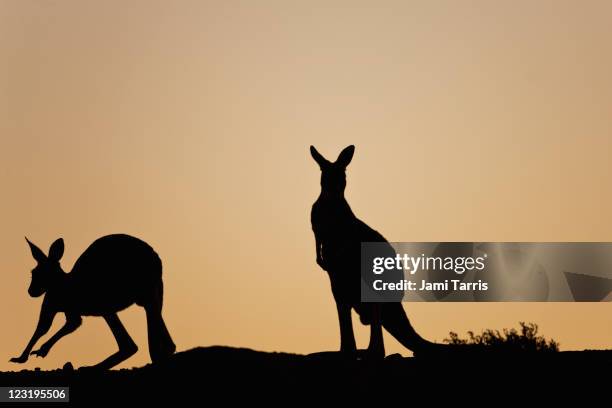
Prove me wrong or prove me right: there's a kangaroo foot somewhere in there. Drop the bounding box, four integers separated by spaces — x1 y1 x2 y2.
78 365 102 373
339 343 357 355
90 343 138 370
355 348 385 361
365 345 385 361
357 339 385 361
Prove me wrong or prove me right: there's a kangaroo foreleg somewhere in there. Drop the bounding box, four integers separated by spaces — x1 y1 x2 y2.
31 313 82 358
10 299 56 364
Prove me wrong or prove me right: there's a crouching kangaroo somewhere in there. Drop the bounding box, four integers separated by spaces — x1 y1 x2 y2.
10 234 176 369
310 145 436 359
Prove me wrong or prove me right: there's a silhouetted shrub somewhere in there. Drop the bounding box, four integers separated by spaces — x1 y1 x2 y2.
444 322 559 353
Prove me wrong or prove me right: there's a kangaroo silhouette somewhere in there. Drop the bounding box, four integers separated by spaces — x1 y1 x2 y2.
10 234 176 369
310 145 435 358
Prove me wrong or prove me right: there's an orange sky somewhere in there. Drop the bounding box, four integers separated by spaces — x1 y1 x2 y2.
1 0 611 370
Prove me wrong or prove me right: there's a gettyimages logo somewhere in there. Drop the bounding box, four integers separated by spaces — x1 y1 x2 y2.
360 242 612 302
372 253 487 275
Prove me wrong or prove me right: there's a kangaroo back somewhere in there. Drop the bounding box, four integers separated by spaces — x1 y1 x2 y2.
65 234 162 315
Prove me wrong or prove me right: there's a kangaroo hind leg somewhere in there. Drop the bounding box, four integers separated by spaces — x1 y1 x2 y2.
335 301 357 354
144 281 176 363
91 313 138 370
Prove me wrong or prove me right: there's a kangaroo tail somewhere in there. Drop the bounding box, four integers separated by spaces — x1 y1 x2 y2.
382 303 435 352
145 280 176 363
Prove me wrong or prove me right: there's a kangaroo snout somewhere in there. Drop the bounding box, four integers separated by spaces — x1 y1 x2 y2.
27 285 44 298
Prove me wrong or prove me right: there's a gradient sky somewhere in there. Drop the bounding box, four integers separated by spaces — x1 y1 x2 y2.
1 0 611 371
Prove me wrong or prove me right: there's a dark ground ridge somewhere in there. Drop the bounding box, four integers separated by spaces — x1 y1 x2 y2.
1 346 610 404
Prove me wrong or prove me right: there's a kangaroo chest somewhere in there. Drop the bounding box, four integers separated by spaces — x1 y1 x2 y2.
312 200 356 237
312 199 362 265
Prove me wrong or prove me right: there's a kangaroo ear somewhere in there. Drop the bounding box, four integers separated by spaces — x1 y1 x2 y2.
48 238 64 262
26 237 46 263
310 146 330 168
336 145 355 168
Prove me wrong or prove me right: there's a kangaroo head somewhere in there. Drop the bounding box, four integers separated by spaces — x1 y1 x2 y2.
310 145 355 195
25 237 65 297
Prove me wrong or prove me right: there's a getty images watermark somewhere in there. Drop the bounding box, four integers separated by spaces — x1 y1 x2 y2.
360 242 612 302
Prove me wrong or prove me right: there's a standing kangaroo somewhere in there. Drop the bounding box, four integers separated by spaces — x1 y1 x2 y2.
310 145 434 359
10 234 176 369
